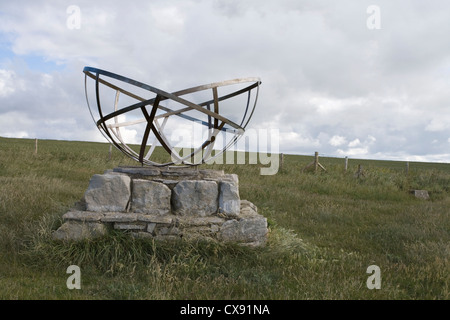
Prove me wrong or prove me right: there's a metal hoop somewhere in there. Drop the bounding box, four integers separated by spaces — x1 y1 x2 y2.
83 66 261 166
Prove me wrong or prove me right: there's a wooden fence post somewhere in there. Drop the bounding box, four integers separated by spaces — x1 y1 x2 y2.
280 153 284 171
345 156 348 172
303 151 326 172
355 164 365 178
35 138 38 154
314 151 319 172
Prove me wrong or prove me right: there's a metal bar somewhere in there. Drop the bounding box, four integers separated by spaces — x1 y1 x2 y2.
139 95 162 163
83 66 261 167
213 87 219 129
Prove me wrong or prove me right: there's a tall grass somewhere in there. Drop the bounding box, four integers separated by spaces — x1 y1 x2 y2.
0 137 449 299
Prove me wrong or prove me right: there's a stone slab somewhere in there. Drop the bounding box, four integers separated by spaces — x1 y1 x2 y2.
410 190 430 200
131 180 171 215
84 173 131 212
161 167 200 177
52 221 108 241
171 180 218 216
199 169 225 179
101 212 139 223
176 216 225 227
113 166 160 176
62 210 104 222
114 222 146 230
152 179 179 189
219 180 240 217
137 214 173 224
218 216 268 245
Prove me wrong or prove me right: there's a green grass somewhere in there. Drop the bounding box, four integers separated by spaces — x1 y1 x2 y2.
0 137 448 300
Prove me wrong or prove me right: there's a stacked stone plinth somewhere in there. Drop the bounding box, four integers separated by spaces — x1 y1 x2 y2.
53 166 268 247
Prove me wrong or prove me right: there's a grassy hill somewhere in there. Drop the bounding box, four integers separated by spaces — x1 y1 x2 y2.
0 136 448 300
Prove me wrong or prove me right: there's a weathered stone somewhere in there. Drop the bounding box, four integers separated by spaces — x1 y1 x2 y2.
411 190 430 200
147 223 156 234
113 166 160 176
240 200 258 216
138 214 173 224
176 216 225 227
153 179 179 190
84 173 131 212
221 173 239 184
52 221 108 241
210 224 219 233
161 168 200 178
172 180 218 216
114 222 146 230
131 180 171 215
218 216 268 245
62 210 104 222
240 200 257 213
101 212 139 223
219 180 240 217
57 167 267 247
200 169 225 179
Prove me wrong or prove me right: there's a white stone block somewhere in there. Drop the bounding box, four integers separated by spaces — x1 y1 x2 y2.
219 180 240 217
172 180 218 216
131 180 171 215
84 173 131 212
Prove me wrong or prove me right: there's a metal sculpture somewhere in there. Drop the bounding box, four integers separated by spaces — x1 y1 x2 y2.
83 67 261 166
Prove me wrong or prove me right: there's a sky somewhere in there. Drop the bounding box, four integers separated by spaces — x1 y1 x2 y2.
1 0 450 163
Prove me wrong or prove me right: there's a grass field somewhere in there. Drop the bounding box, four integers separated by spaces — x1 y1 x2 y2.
0 136 448 300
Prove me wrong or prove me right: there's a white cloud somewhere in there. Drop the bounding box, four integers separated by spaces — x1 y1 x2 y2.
0 69 26 97
0 70 15 97
367 135 376 144
335 135 377 158
0 0 449 163
1 131 29 138
348 139 361 147
425 117 450 132
337 147 369 158
280 131 320 153
0 111 34 138
329 135 347 147
151 5 186 35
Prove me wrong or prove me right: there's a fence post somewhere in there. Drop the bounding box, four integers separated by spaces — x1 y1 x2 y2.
314 151 319 172
406 161 409 175
35 138 38 154
355 164 365 178
109 145 112 161
302 151 326 173
345 156 348 172
280 153 284 171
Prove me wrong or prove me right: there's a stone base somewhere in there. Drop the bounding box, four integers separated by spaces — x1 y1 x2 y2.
410 189 430 200
53 166 268 247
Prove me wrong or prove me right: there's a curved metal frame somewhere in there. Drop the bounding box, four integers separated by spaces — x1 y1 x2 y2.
83 66 261 166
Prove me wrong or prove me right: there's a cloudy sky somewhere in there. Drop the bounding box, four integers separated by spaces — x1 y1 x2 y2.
1 0 450 162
